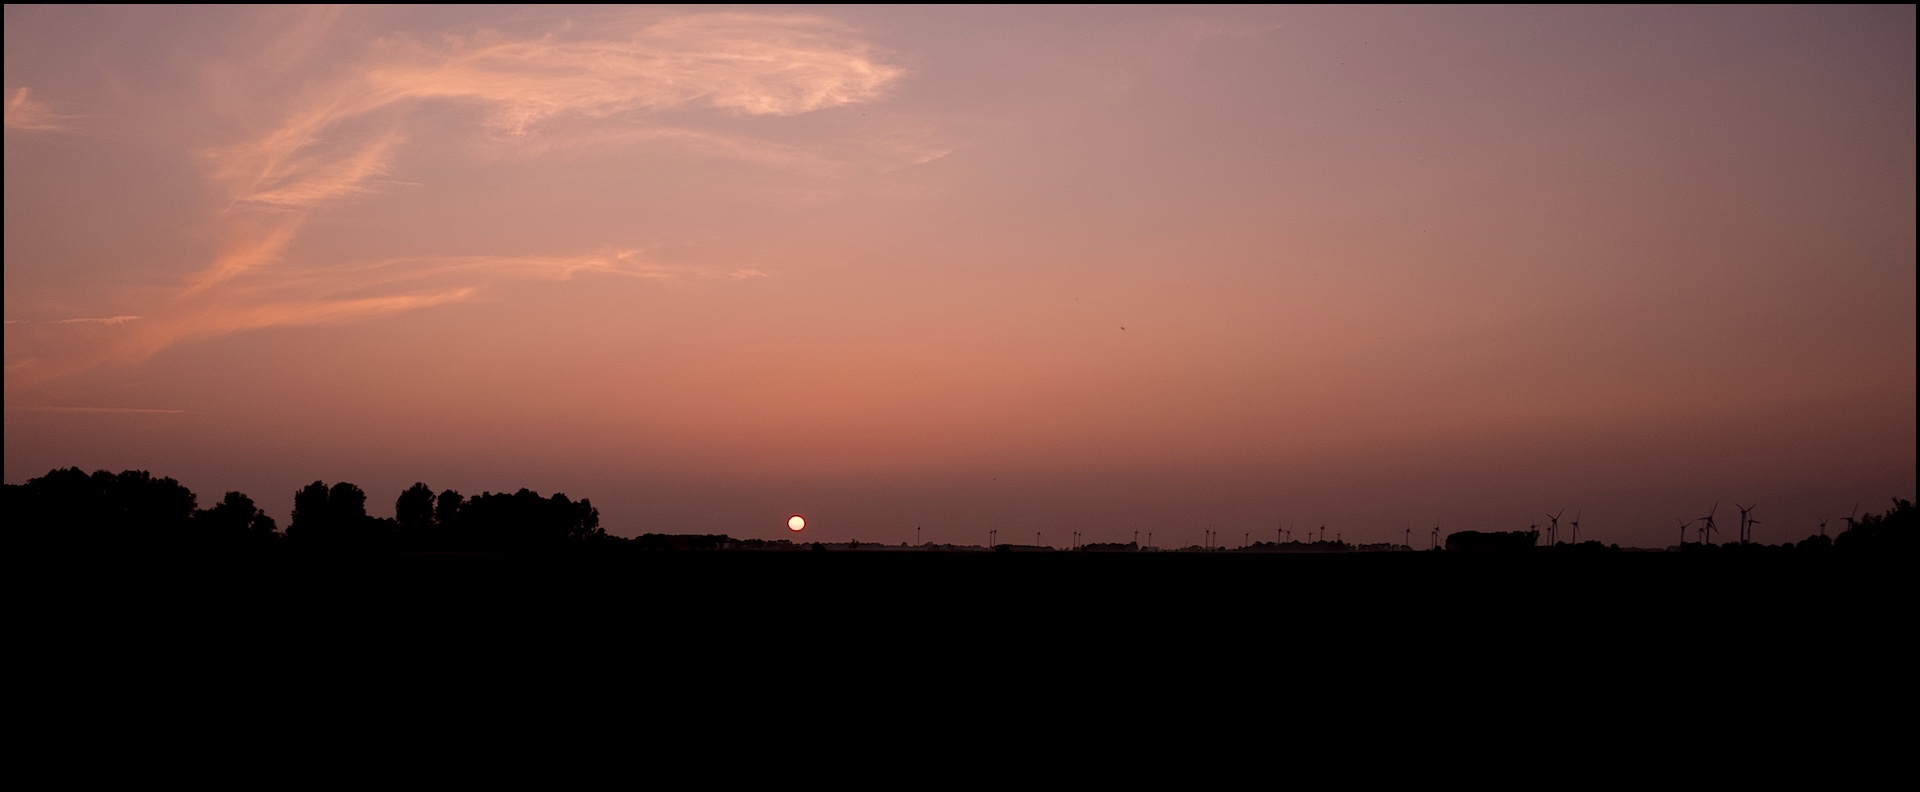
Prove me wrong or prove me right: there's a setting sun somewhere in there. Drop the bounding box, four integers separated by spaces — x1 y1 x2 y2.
788 515 805 532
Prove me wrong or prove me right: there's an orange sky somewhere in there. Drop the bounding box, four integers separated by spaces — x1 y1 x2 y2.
6 6 1913 548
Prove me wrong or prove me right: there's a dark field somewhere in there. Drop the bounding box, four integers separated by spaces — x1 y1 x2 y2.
22 548 1902 753
42 550 1902 655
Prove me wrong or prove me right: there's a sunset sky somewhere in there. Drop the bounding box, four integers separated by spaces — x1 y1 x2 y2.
6 6 1913 549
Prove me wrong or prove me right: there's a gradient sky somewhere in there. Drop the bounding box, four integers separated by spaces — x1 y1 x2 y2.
6 6 1914 549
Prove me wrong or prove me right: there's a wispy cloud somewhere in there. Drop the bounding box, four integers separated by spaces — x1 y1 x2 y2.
52 316 142 325
299 249 770 290
10 406 186 415
209 13 900 212
179 216 303 297
372 13 900 132
9 12 900 387
4 87 75 131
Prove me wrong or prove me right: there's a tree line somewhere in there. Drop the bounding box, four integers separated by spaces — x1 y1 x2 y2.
5 467 605 552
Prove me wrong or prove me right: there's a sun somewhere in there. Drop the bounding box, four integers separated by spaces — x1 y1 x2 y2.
788 515 805 532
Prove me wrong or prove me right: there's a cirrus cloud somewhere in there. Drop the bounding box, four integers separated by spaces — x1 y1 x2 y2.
4 87 76 131
7 12 903 388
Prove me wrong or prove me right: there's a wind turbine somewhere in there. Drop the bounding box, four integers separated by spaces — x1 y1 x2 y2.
1735 503 1756 544
1699 502 1719 547
1840 503 1861 534
1745 517 1761 544
1817 519 1828 538
1569 510 1582 544
1545 509 1564 545
1430 525 1439 550
1676 517 1695 548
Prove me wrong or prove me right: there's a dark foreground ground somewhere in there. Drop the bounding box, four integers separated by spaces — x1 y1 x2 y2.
18 549 1907 768
36 549 1904 656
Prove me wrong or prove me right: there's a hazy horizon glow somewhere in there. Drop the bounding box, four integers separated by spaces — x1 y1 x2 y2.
6 6 1914 548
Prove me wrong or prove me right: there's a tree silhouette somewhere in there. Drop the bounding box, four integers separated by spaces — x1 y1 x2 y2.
451 488 603 550
435 489 464 526
395 482 435 545
288 480 391 548
193 491 278 544
5 467 198 549
2 467 290 550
